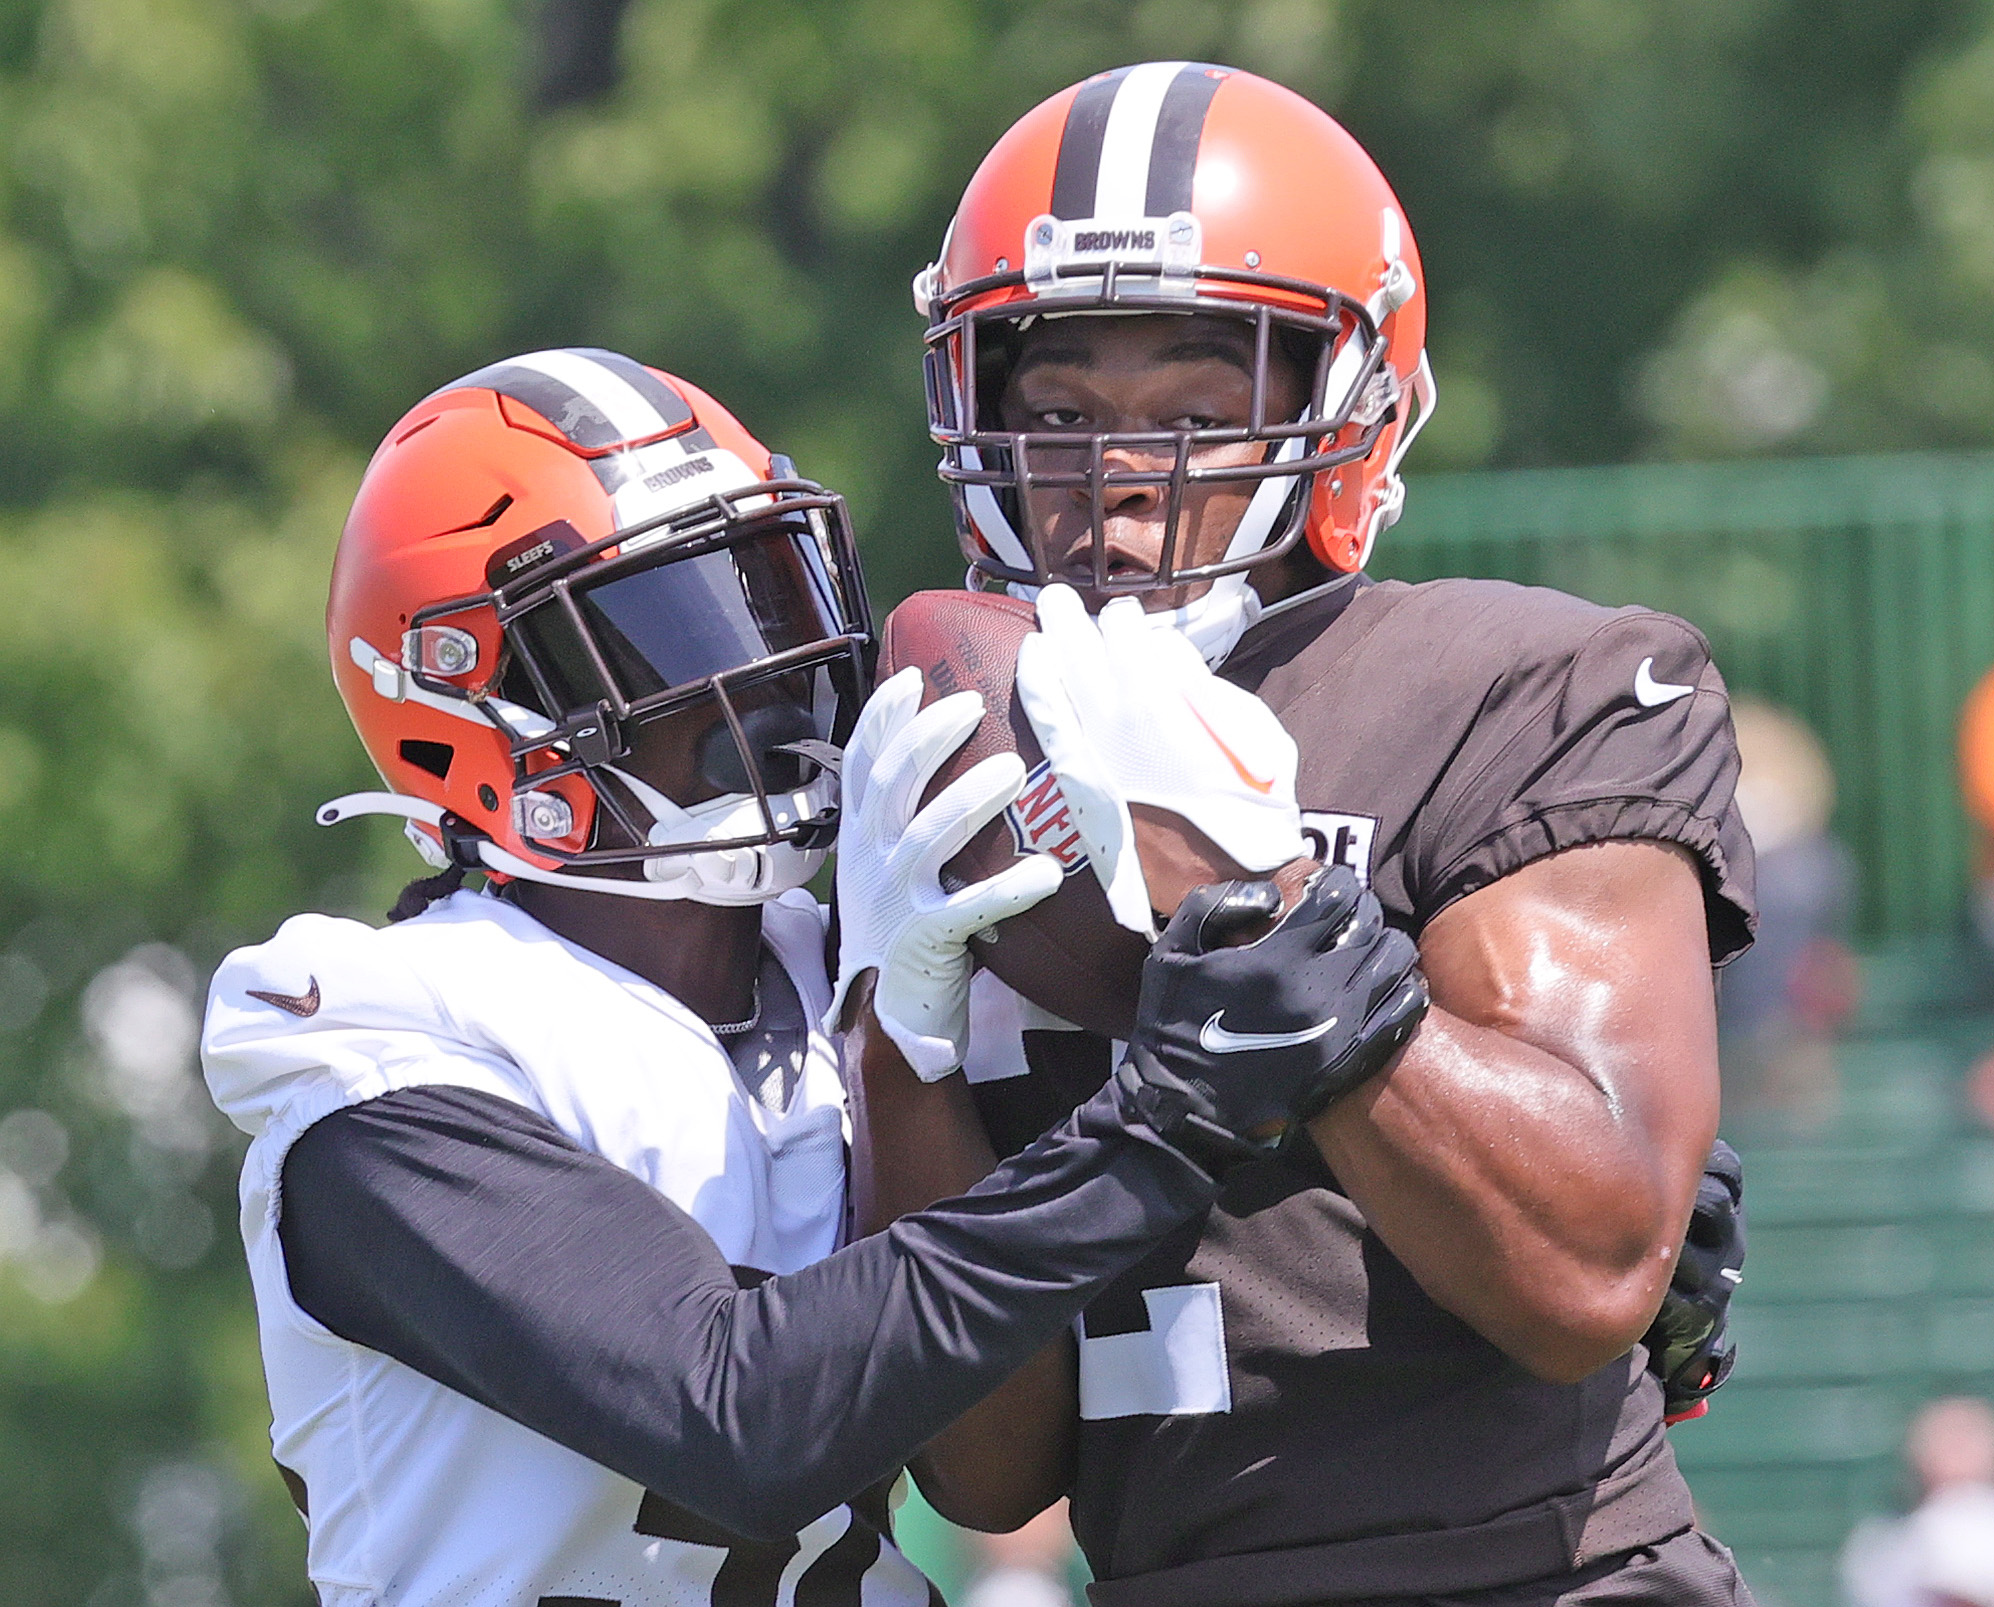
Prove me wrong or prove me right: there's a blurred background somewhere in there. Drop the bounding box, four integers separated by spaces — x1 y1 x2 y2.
2 0 1994 1602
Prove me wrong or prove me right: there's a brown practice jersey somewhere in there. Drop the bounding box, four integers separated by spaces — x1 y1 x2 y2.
962 576 1757 1605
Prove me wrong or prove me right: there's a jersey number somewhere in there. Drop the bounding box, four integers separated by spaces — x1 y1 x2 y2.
1300 812 1375 886
534 1492 883 1607
1077 1282 1233 1419
539 1263 914 1607
637 1489 878 1606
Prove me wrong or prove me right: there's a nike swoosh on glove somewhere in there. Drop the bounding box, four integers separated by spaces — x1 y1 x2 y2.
1644 1138 1745 1422
1114 865 1428 1172
825 667 1065 1080
1015 584 1306 938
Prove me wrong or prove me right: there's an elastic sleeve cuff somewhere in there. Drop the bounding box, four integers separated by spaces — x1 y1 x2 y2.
1423 796 1755 965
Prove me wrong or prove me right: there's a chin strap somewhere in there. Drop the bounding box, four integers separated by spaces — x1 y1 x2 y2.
316 791 826 906
1153 575 1264 668
1353 352 1436 572
345 636 556 742
603 765 829 905
1004 575 1264 670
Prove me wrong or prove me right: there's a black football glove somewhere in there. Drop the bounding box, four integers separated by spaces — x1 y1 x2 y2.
1643 1138 1745 1422
1113 866 1428 1173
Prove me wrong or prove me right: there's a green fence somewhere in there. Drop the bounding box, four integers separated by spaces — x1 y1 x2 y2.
1377 452 1994 939
1661 943 1994 1607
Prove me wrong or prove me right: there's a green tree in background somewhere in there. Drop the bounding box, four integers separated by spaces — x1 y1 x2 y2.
0 0 1989 1598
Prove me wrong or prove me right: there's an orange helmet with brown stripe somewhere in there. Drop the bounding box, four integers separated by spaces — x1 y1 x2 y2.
322 348 872 905
916 64 1433 663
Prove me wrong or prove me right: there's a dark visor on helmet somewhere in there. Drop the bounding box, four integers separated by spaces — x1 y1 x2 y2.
508 517 851 715
404 478 872 865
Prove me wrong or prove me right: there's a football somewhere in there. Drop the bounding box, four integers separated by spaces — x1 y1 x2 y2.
877 589 1314 1041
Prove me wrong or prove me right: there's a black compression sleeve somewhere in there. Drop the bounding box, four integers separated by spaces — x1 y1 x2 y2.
279 1082 1213 1540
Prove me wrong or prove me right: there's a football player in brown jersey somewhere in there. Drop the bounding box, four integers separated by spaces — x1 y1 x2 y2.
841 62 1755 1607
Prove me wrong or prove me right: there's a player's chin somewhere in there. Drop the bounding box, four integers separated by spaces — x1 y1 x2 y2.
1039 524 1211 616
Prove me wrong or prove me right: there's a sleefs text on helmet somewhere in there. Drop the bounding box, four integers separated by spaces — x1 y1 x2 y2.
487 520 588 589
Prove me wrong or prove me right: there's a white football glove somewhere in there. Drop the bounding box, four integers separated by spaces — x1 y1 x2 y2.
1015 584 1306 938
826 667 1065 1080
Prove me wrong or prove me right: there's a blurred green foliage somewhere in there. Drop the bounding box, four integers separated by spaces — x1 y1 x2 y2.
0 0 1990 1598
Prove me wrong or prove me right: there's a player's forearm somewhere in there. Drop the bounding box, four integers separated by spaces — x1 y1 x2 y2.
1304 1006 1692 1382
909 1338 1078 1532
282 1083 1213 1542
846 989 1003 1235
846 993 1082 1531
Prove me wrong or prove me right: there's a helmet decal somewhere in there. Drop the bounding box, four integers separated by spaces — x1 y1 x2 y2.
1050 62 1225 223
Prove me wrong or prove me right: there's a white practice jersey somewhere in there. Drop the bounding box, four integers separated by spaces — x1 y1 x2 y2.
202 888 934 1607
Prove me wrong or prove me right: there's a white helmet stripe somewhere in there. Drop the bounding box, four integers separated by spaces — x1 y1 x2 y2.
1092 61 1188 219
435 347 695 454
507 348 678 445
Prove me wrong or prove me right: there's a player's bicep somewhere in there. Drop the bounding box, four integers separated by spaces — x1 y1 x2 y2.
1417 840 1720 1199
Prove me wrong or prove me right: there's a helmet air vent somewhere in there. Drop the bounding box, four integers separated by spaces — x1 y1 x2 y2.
397 739 454 780
437 493 515 536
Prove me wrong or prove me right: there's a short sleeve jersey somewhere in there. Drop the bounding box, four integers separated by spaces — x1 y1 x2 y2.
1229 575 1754 952
965 576 1757 1604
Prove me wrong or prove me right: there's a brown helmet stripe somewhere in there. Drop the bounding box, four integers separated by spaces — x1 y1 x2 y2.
1048 63 1226 224
1144 66 1225 216
570 348 696 432
1049 67 1131 220
435 348 693 453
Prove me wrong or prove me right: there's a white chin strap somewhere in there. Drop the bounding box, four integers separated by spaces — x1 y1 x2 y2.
1002 568 1262 670
1146 575 1263 668
1356 350 1438 571
317 777 830 907
606 766 830 906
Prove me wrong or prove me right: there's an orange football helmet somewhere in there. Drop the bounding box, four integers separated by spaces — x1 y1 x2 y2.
916 63 1434 658
321 348 872 905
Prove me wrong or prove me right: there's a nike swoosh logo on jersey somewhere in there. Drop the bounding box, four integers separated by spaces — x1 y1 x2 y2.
248 977 321 1018
1633 657 1695 708
1199 1010 1338 1054
1185 701 1275 794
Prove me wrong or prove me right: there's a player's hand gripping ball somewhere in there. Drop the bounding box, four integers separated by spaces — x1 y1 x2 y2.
1116 867 1429 1170
1015 585 1307 935
826 669 1064 1079
876 589 1314 1040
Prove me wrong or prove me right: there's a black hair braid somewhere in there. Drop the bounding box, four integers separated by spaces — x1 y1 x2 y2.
387 864 468 923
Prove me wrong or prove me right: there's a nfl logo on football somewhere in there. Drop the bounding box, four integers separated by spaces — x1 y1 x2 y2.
1005 760 1091 875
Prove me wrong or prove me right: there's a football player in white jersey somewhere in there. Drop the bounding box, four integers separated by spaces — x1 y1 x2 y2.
202 347 1429 1607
